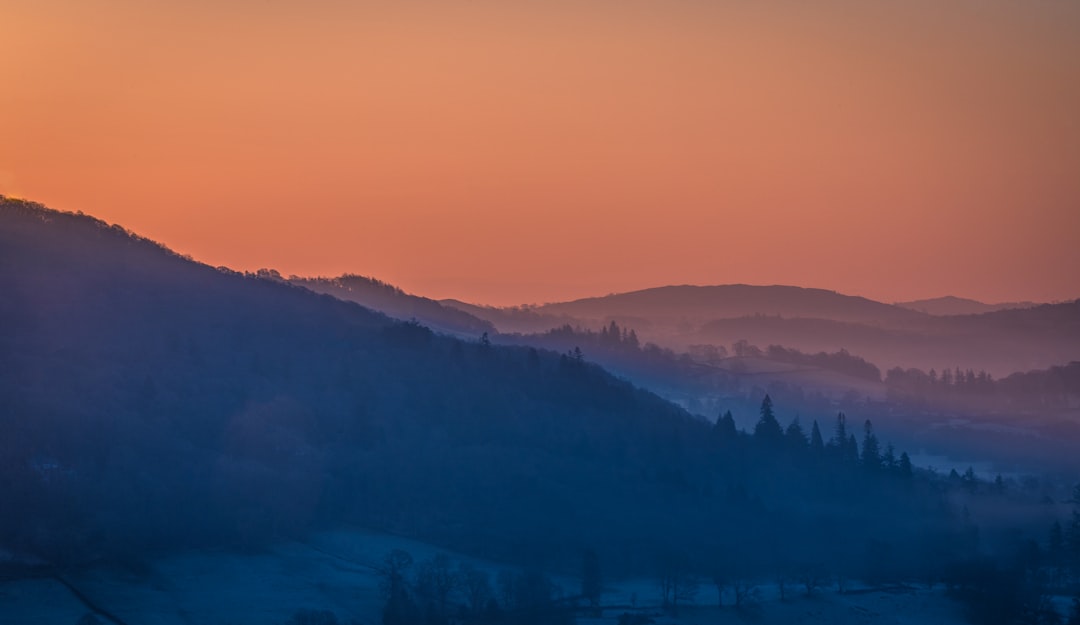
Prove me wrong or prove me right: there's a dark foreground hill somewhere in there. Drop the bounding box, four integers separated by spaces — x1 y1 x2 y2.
0 197 1011 588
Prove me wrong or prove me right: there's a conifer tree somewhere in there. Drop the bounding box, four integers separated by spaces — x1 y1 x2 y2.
753 395 784 444
860 420 881 472
898 452 913 479
714 410 737 441
809 420 825 454
785 417 808 449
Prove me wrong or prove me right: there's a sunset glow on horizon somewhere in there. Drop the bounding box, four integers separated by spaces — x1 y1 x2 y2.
2 0 1078 306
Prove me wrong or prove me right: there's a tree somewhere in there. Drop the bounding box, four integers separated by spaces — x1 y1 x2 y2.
962 467 978 494
797 564 828 596
1067 594 1080 625
711 573 726 608
1068 510 1080 571
882 444 897 472
459 563 492 615
809 420 825 455
785 417 808 450
860 420 881 472
497 569 516 608
1049 521 1066 569
415 553 458 620
898 452 913 479
846 434 859 466
380 550 419 625
753 395 783 444
830 412 848 453
581 548 603 609
732 578 758 607
714 410 737 441
657 552 698 615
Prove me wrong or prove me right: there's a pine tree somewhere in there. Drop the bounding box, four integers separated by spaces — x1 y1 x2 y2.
809 420 825 455
785 417 808 450
753 395 784 444
1049 521 1065 569
898 452 913 479
830 412 848 453
1068 510 1080 571
846 434 859 465
714 410 737 441
860 420 881 472
962 467 978 494
882 444 897 472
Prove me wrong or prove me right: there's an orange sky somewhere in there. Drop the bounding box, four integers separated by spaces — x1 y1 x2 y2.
2 0 1079 306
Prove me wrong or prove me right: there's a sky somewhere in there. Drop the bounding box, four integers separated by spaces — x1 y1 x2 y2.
2 0 1079 306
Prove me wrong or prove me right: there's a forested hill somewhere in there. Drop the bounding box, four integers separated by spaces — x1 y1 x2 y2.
0 197 965 585
290 274 494 337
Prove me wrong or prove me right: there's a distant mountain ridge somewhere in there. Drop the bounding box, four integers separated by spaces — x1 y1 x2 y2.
443 284 1079 377
895 295 1040 316
530 284 928 325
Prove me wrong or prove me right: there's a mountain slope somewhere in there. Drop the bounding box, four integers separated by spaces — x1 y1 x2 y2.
292 274 494 337
0 197 961 588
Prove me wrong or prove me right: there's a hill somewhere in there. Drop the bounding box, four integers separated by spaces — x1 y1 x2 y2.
450 284 1078 377
1 197 1061 625
292 274 494 337
895 295 1039 316
531 284 926 327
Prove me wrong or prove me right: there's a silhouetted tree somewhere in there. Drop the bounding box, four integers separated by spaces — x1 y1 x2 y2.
415 553 457 620
1068 510 1080 571
846 434 859 466
882 444 897 472
962 467 978 494
785 417 808 450
459 563 492 615
898 452 913 479
714 410 737 441
861 420 881 472
809 420 825 455
830 412 848 454
753 395 783 444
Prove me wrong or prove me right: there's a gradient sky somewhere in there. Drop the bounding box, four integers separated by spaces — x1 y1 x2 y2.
2 1 1079 306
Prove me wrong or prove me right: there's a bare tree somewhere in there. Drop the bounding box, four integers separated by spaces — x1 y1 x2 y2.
458 562 492 614
732 578 759 608
415 553 458 618
797 565 828 596
711 573 727 608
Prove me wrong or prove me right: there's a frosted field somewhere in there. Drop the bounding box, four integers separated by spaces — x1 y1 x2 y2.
0 528 968 625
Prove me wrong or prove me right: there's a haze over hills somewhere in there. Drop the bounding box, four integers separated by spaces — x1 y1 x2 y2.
0 200 966 569
3 197 1080 624
532 284 929 326
442 285 1079 378
896 295 1041 316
